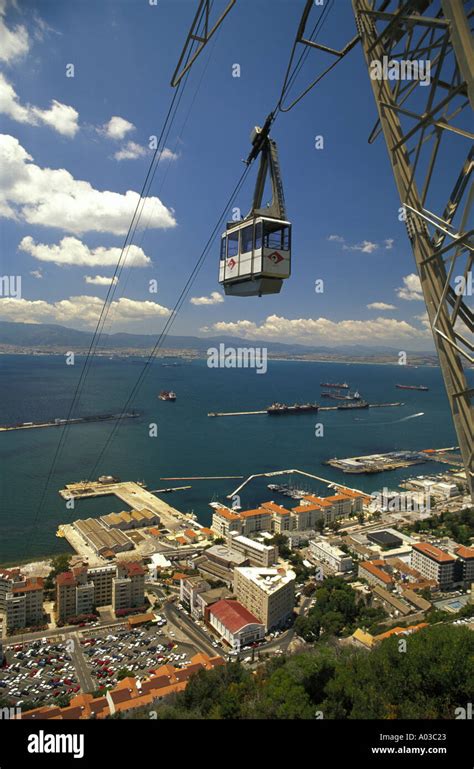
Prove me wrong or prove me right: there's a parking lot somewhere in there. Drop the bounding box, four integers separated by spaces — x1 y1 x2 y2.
80 620 199 693
1 638 78 708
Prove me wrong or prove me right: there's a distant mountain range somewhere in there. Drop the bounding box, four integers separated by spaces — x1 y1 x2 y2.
0 321 436 359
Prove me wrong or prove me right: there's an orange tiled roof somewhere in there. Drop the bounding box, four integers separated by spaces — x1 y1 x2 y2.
456 545 474 559
413 542 456 563
360 559 393 585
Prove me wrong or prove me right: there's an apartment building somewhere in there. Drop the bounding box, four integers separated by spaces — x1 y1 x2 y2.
454 546 474 584
0 569 22 611
212 490 367 539
234 566 296 630
227 532 278 567
180 576 211 617
310 539 353 573
56 562 145 622
358 560 394 590
5 577 44 631
411 543 456 589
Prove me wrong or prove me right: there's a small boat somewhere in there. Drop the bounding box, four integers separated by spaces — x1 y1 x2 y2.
158 390 176 401
395 384 429 391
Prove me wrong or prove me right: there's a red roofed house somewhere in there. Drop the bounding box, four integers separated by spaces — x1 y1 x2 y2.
455 546 474 584
411 542 456 588
207 598 265 650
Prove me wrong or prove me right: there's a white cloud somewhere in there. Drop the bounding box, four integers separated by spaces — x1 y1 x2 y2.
206 314 427 345
190 291 224 306
84 275 118 286
114 141 147 161
0 295 171 327
367 302 396 311
328 234 394 254
29 269 42 279
103 116 135 140
0 73 79 137
0 1 29 63
397 273 423 301
343 240 378 254
114 142 179 162
0 134 176 234
19 235 151 268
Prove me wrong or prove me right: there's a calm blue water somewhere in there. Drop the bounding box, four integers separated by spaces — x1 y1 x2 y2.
0 353 466 564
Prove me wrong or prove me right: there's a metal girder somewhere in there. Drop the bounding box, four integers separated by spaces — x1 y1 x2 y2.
170 0 236 87
352 0 473 499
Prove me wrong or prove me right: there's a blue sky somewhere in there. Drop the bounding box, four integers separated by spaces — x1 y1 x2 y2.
0 0 437 350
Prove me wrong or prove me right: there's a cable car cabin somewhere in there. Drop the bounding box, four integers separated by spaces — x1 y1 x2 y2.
219 216 291 297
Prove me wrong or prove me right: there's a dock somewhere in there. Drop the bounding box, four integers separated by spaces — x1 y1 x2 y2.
208 402 403 417
0 412 139 432
59 480 192 531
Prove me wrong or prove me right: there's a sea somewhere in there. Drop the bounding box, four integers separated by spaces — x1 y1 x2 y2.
0 353 468 565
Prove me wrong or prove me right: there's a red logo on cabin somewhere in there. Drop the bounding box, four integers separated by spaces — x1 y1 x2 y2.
267 251 284 264
227 258 237 269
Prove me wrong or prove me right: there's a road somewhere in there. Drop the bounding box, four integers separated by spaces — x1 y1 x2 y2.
69 632 95 693
163 603 218 657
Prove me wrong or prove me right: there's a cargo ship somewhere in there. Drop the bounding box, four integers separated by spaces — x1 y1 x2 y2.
321 390 361 400
396 384 429 391
158 390 176 401
337 400 369 410
267 402 319 415
320 382 349 389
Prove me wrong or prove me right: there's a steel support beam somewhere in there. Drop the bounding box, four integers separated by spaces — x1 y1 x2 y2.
352 0 473 499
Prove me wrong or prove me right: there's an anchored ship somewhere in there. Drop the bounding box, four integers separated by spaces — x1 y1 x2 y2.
337 400 369 409
396 384 429 391
320 381 349 389
321 390 361 401
158 390 177 401
267 402 319 415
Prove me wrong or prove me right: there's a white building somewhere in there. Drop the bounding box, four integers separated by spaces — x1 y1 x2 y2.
309 539 353 573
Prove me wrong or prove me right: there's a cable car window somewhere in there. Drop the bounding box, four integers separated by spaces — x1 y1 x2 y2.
263 222 283 249
220 237 227 260
227 230 239 258
255 221 263 250
282 225 290 250
241 225 254 253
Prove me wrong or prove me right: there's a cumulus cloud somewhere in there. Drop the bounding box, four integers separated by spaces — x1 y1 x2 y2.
190 291 224 306
0 134 176 234
0 73 79 137
114 141 147 161
397 273 423 301
0 1 29 63
84 275 118 286
19 235 151 267
0 295 171 327
367 302 396 310
102 116 135 140
328 234 394 254
343 240 378 254
114 142 178 162
205 314 427 345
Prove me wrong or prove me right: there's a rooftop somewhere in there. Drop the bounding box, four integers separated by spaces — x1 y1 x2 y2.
413 542 456 564
235 566 296 593
209 599 263 633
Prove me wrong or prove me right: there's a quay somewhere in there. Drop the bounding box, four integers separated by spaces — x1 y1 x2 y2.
208 402 403 417
0 412 139 432
59 480 192 531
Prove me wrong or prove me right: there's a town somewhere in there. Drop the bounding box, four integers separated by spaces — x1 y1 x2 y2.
0 463 472 720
